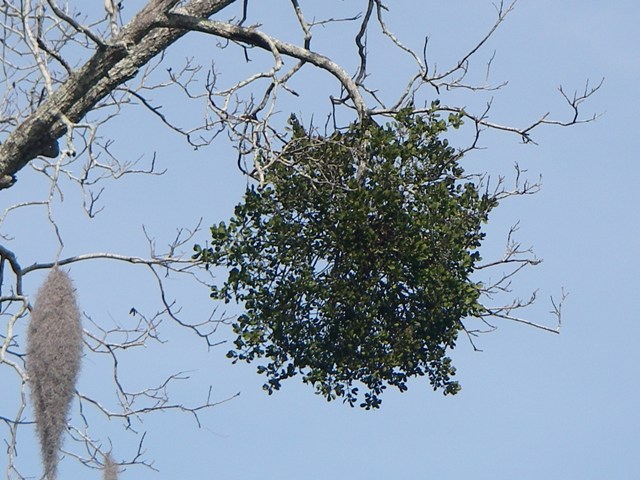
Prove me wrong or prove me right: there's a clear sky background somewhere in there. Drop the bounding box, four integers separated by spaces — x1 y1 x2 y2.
1 1 638 479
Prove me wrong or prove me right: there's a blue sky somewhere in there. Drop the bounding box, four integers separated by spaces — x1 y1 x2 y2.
1 1 638 479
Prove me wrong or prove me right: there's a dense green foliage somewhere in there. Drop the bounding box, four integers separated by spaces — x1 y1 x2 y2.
194 108 497 408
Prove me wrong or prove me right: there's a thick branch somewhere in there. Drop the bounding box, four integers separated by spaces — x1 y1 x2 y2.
0 0 237 189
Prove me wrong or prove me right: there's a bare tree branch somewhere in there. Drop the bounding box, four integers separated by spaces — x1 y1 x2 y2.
158 12 368 118
0 0 236 188
0 1 598 476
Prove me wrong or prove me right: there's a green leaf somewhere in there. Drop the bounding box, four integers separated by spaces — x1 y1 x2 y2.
199 110 495 408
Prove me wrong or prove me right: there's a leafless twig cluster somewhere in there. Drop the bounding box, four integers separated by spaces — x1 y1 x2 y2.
0 0 599 477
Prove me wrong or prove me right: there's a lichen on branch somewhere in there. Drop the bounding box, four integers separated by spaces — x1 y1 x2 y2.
27 267 83 480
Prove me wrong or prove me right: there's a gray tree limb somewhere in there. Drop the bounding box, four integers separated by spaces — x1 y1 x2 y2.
0 0 236 189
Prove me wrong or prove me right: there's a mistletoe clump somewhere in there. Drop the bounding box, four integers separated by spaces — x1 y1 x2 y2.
195 107 497 408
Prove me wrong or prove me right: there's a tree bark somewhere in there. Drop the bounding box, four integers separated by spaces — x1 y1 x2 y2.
0 0 236 189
